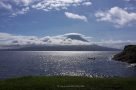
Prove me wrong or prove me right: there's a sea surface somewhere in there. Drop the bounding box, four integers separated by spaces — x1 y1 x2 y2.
0 51 136 79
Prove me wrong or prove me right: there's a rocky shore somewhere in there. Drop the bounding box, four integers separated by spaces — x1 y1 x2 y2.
113 45 136 63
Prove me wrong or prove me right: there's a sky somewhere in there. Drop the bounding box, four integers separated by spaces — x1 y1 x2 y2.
0 0 136 49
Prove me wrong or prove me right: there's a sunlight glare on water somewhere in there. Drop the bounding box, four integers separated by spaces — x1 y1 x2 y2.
0 51 136 79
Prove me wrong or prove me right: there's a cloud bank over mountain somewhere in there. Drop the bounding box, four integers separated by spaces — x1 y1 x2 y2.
0 32 136 49
0 33 91 46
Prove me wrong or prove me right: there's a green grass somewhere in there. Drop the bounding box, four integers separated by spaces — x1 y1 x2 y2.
0 76 136 90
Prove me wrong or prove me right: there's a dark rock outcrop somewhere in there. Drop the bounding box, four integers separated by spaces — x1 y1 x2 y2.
113 45 136 63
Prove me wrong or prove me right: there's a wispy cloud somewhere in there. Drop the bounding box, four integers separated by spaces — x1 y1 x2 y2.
12 7 29 16
65 12 88 22
0 1 12 10
0 0 92 16
13 0 32 6
32 0 92 11
95 7 136 27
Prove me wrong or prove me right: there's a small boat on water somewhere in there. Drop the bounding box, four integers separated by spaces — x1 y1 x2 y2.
88 57 96 60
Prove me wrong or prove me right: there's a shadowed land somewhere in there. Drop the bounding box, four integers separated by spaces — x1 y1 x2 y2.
113 45 136 63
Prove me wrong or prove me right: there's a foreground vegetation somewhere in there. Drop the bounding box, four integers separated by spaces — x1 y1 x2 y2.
0 76 136 90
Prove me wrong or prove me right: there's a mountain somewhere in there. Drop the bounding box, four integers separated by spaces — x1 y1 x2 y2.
0 45 120 51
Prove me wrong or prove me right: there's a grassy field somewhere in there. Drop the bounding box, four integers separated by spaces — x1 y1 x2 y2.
0 76 136 90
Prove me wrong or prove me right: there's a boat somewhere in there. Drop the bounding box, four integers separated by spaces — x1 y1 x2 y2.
88 57 96 60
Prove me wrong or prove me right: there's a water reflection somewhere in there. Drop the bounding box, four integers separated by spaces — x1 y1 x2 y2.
0 51 136 79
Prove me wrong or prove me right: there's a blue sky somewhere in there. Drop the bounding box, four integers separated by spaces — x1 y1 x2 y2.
0 0 136 48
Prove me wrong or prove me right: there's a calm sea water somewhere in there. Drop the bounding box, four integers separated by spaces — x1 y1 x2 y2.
0 51 136 79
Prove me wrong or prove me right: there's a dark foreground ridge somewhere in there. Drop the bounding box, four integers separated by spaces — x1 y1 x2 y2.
113 45 136 63
0 76 136 90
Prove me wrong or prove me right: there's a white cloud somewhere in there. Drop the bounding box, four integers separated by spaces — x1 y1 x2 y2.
82 2 92 6
0 0 32 16
65 12 88 22
0 32 39 45
32 0 92 11
0 0 92 16
0 1 12 10
95 7 136 27
0 33 13 40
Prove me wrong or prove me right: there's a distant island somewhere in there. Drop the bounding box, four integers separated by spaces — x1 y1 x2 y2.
0 45 119 51
113 45 136 63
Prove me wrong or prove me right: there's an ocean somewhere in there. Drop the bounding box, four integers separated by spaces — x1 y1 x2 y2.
0 51 136 79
